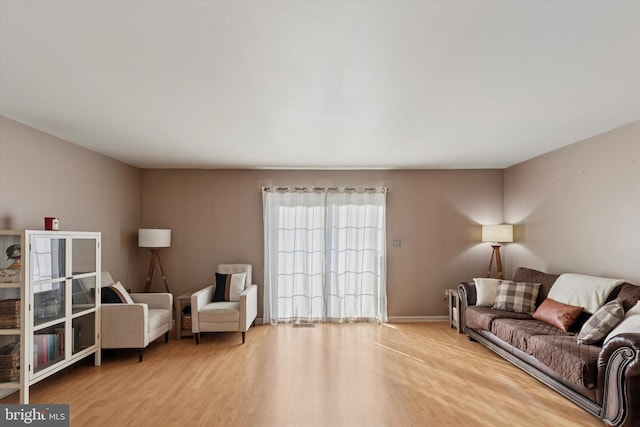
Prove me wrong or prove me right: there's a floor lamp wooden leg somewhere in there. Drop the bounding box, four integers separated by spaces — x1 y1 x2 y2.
486 245 504 279
486 247 496 278
494 245 504 279
144 250 175 310
143 250 157 293
155 251 171 294
143 249 173 295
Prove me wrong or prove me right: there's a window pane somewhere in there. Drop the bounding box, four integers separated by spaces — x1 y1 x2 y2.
72 238 96 275
32 238 65 281
72 312 95 354
33 281 65 326
72 277 96 313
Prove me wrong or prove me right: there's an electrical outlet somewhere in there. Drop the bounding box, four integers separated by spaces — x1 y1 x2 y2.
392 239 401 247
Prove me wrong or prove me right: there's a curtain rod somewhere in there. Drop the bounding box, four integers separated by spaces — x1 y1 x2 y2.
262 186 389 194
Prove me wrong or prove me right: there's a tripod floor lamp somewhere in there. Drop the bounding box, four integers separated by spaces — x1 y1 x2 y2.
139 228 172 293
482 224 513 280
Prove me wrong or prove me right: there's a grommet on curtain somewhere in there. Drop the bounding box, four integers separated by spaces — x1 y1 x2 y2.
262 186 389 194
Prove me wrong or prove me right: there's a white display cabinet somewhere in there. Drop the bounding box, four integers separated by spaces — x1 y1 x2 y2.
0 230 101 403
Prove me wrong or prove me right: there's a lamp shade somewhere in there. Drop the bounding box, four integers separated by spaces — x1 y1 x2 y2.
138 228 171 248
482 224 513 243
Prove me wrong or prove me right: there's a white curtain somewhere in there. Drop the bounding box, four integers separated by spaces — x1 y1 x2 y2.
263 187 387 324
263 190 326 323
326 191 386 322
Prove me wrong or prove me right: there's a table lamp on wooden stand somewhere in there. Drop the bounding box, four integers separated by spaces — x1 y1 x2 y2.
139 228 172 293
482 224 513 280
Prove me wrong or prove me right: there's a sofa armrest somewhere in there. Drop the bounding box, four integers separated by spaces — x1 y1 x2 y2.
458 281 477 306
191 285 215 333
130 293 173 312
598 333 640 427
101 303 149 348
239 284 258 331
457 281 476 334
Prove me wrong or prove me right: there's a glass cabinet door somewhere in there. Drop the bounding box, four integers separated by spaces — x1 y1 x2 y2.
31 237 66 282
72 313 95 354
71 277 96 313
71 238 97 275
27 231 101 383
71 237 98 314
31 236 67 327
33 321 66 374
33 281 65 326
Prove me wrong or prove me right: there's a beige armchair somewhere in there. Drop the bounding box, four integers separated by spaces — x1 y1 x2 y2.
191 264 258 344
100 271 173 362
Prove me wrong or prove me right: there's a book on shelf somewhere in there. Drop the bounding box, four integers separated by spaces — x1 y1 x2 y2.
54 328 66 355
34 331 65 368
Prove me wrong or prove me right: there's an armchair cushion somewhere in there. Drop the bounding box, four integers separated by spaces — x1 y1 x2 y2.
148 308 172 330
130 292 173 311
213 272 246 302
199 301 241 322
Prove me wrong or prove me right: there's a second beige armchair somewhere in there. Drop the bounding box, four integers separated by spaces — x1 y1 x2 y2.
191 264 258 344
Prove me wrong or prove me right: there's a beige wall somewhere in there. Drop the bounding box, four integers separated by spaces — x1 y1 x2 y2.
141 169 504 317
504 120 640 283
0 116 141 284
0 115 507 317
10 113 636 317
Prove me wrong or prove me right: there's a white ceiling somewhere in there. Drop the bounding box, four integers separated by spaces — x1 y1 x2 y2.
1 1 639 169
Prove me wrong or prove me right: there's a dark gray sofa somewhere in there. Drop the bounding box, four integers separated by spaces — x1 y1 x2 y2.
458 267 640 427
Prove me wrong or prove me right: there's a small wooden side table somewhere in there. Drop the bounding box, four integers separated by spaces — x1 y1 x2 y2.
176 292 193 339
446 289 461 333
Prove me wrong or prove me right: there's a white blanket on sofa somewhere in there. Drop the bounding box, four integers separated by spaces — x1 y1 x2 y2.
547 273 624 314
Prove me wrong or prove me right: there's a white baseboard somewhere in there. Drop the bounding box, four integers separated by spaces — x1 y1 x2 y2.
387 316 448 323
255 316 448 324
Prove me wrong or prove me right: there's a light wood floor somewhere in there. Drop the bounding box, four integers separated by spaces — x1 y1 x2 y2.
1 322 602 427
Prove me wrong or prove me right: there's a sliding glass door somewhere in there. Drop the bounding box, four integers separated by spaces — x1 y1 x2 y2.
263 187 387 324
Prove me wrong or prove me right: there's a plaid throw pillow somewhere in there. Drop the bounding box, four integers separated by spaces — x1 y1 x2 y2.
577 299 625 345
492 280 541 314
